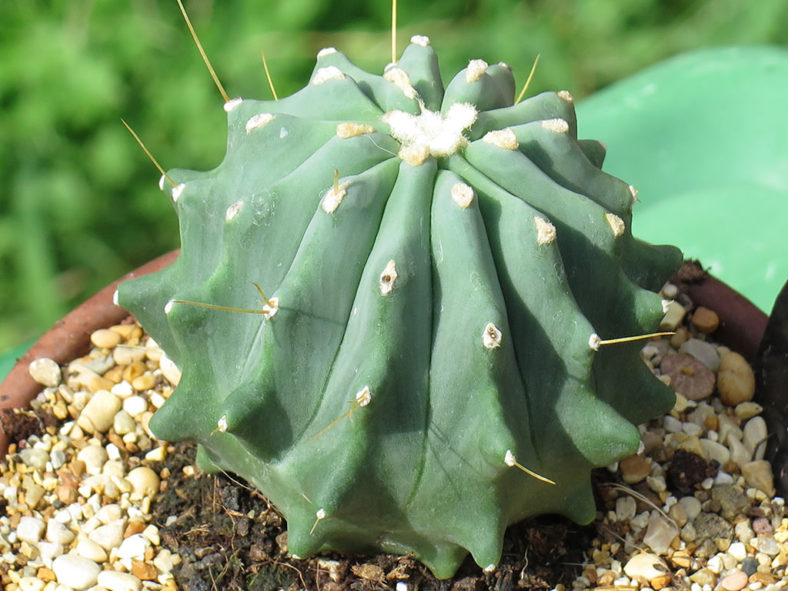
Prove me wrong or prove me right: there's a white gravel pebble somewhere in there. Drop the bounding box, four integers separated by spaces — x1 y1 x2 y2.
123 395 149 417
159 352 182 385
679 338 721 371
78 389 122 434
16 516 45 544
127 466 160 500
728 435 752 467
623 552 667 580
113 409 137 434
718 414 743 444
743 416 768 459
19 447 49 470
19 577 46 591
97 570 143 591
117 533 149 560
46 519 75 545
75 537 109 562
88 519 126 550
678 496 702 520
728 541 748 561
76 444 109 475
28 357 62 386
37 540 63 564
52 554 101 590
615 496 637 521
700 438 731 465
663 415 683 433
643 511 678 555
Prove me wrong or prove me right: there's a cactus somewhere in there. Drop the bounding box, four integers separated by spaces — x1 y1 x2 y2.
117 36 682 578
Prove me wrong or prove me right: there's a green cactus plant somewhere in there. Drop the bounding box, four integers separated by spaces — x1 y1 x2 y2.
117 35 682 578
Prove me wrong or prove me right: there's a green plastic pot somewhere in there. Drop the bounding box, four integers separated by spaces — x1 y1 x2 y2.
0 340 36 383
577 46 788 313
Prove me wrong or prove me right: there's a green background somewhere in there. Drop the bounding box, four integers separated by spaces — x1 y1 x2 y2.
1 0 787 354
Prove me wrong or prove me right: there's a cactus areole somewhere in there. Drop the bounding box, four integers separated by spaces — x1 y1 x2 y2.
118 37 682 578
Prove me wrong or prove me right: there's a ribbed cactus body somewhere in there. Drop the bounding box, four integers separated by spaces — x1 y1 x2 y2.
118 37 682 578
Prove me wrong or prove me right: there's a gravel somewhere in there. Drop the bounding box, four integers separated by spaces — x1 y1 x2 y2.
3 280 788 591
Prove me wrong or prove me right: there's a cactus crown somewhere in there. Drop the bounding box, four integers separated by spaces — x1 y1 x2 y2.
118 34 682 578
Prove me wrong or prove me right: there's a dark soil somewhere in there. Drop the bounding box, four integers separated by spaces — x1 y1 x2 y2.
149 441 604 591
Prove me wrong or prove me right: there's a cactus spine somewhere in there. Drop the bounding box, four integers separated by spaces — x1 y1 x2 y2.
118 35 682 578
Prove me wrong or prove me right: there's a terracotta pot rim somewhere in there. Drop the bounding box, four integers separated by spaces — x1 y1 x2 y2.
0 249 179 456
0 254 768 457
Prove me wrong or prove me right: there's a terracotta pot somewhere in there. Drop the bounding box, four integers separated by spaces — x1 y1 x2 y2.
0 250 179 456
0 255 768 458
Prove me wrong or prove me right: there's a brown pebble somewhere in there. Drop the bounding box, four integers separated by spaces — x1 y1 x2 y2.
132 373 156 392
109 324 137 339
619 455 651 484
103 365 125 384
670 327 690 349
669 550 691 569
122 361 146 383
351 564 385 583
37 567 57 582
68 459 86 477
56 484 79 505
124 519 146 538
131 559 159 581
703 414 719 432
651 574 672 590
87 375 115 393
691 306 719 334
660 353 716 400
717 351 755 406
750 572 777 585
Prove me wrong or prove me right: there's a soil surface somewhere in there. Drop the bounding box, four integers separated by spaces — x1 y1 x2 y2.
149 440 607 590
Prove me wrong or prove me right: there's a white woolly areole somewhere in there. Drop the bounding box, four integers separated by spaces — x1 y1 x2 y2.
541 118 569 134
216 415 228 432
315 508 327 520
534 216 557 245
226 201 243 221
171 183 186 203
482 128 518 150
312 66 345 85
355 386 372 407
245 113 275 133
504 449 517 467
112 288 119 306
382 102 477 165
321 182 350 213
557 90 574 103
263 297 279 319
317 47 337 58
450 182 475 208
336 122 376 138
483 322 503 349
629 185 639 201
379 260 398 295
466 59 489 83
164 300 174 315
605 212 625 237
410 35 430 47
483 564 497 574
383 67 417 99
158 175 166 191
589 333 602 351
223 97 243 112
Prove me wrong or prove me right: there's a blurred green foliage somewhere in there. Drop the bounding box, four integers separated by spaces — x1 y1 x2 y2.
1 0 786 350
